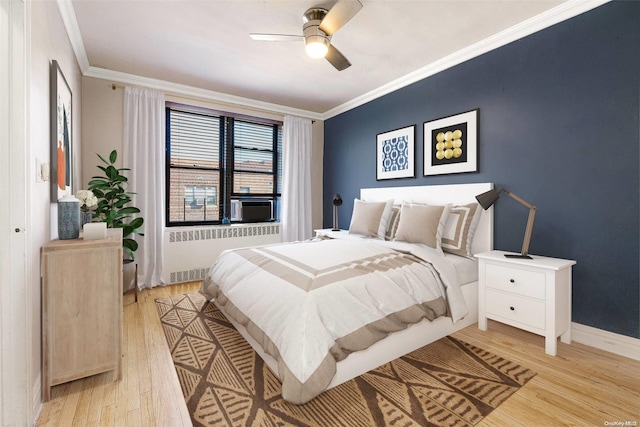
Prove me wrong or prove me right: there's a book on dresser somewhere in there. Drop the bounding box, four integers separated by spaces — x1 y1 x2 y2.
41 228 123 401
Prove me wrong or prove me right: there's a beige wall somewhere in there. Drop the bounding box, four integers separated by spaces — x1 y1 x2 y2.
30 0 84 413
81 78 324 230
81 79 124 186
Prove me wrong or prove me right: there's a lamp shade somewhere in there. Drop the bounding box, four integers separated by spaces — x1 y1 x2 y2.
475 187 537 259
475 189 500 210
332 194 343 206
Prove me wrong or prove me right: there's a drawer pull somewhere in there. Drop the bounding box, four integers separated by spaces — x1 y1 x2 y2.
509 279 515 283
510 306 515 311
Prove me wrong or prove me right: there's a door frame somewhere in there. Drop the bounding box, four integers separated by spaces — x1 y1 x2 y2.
1 0 33 424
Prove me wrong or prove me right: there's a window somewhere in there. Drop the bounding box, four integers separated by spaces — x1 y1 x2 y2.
166 103 282 226
184 185 216 206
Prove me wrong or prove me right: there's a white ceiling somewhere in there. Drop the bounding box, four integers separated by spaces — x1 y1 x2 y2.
65 0 604 119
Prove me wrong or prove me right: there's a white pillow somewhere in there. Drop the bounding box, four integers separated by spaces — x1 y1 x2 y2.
442 203 483 257
394 202 451 254
348 199 393 239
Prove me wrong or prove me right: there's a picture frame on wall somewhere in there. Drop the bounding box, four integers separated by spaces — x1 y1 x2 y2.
423 109 478 176
50 59 73 201
376 125 416 180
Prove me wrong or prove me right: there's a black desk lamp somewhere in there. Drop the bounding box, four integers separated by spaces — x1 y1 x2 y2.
476 188 537 259
332 194 343 231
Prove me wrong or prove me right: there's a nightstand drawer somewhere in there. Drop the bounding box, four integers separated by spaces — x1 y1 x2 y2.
485 289 545 330
485 264 545 299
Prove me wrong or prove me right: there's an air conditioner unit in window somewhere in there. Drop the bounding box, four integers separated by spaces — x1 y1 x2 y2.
229 199 273 222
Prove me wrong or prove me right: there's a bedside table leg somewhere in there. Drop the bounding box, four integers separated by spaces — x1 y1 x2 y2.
478 315 487 331
545 336 557 356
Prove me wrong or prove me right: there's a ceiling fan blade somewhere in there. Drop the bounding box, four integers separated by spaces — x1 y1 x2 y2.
325 44 351 71
319 0 363 36
250 33 303 42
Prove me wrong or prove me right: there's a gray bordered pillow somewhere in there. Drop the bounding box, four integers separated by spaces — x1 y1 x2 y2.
385 205 401 240
394 203 451 254
442 203 483 257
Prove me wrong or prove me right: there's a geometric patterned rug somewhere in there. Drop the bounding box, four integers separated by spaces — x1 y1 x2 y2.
156 293 536 427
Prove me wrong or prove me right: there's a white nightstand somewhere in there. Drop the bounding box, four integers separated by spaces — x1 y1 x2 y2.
314 228 348 238
475 250 576 356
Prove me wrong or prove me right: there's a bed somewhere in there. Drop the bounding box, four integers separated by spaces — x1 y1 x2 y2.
200 182 494 404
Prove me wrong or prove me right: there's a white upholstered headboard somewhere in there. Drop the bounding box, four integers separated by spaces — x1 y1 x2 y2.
360 182 494 255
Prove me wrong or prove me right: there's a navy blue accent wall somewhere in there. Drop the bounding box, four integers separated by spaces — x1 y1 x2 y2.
323 2 640 338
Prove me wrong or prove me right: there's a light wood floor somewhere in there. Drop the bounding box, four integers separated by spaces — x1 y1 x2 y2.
36 282 640 427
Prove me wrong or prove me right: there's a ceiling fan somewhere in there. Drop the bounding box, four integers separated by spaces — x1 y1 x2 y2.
250 0 363 71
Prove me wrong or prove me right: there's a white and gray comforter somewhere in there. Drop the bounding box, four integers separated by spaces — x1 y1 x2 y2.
200 235 468 404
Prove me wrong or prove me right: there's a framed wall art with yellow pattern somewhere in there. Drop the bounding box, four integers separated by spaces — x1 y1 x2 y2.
423 109 478 176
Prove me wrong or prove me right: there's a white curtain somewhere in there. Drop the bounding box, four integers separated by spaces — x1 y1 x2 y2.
281 115 313 242
123 87 166 289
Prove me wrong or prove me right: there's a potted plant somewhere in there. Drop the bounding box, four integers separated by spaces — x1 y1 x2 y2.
88 150 144 261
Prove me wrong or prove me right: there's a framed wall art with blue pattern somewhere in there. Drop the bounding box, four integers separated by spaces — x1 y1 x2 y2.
424 109 478 176
376 125 415 180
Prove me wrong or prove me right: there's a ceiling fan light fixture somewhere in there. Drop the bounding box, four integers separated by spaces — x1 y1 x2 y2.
305 36 329 58
303 8 330 59
250 2 362 70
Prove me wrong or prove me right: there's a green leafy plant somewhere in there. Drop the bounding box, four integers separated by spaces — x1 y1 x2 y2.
88 150 144 260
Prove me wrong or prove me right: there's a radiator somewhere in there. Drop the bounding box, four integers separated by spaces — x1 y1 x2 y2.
163 223 281 284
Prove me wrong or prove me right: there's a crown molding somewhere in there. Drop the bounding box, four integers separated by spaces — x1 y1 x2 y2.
56 0 89 72
58 0 609 121
56 0 323 120
84 66 325 121
322 0 610 119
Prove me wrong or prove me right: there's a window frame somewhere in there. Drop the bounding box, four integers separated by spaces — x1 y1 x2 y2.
165 102 282 227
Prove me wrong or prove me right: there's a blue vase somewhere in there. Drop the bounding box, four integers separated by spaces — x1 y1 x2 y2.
58 195 80 240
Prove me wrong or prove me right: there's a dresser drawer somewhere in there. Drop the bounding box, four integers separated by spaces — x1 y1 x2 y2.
485 264 545 299
485 289 545 330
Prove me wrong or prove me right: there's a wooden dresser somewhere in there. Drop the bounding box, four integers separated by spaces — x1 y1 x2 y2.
41 228 123 401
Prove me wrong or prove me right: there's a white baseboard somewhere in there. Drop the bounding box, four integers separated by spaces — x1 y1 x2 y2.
572 322 640 361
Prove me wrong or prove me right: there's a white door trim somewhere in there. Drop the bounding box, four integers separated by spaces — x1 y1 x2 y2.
1 0 32 424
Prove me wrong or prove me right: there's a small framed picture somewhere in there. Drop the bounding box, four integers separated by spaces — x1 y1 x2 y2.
376 125 415 180
424 109 478 176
